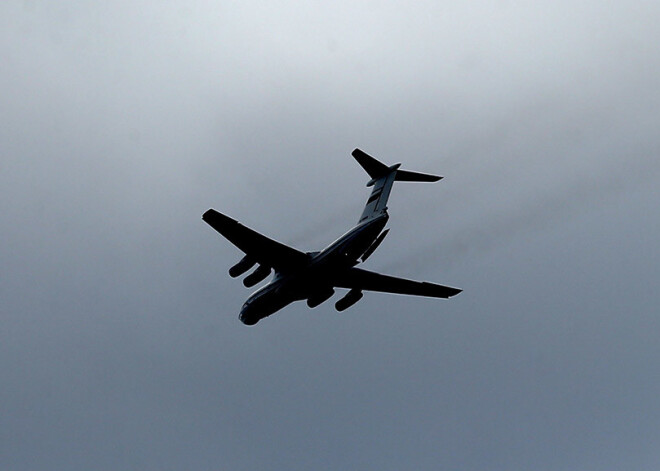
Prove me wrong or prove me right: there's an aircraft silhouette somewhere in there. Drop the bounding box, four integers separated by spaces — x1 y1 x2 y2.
203 149 461 325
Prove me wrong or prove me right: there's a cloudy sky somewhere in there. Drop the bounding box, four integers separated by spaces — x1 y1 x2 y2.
2 1 659 469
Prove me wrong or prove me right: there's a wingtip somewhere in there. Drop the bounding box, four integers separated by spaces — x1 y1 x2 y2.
449 288 462 297
202 209 238 227
351 148 364 157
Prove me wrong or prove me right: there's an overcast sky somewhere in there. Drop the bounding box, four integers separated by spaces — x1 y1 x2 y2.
2 1 660 470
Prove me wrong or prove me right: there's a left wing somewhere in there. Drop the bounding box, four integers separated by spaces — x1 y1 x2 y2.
334 267 461 298
202 209 309 272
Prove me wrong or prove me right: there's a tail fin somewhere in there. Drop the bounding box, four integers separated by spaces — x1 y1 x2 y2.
352 149 442 222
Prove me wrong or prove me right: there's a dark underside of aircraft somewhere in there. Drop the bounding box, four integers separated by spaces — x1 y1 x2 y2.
202 148 461 325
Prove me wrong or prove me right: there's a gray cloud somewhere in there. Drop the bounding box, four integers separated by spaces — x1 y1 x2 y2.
2 1 660 470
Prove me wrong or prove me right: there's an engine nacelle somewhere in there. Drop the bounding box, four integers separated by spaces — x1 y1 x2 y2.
335 289 363 312
229 255 257 278
243 265 271 287
306 288 335 308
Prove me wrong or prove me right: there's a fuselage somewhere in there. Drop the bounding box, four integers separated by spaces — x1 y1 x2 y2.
239 213 388 325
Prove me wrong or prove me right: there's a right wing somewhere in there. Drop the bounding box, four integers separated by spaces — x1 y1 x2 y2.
334 267 462 298
202 209 309 272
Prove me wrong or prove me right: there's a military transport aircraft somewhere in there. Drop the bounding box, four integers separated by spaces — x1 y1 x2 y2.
202 149 461 325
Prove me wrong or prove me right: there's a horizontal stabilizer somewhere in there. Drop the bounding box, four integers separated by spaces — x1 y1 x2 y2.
352 148 389 180
395 169 442 183
353 148 442 184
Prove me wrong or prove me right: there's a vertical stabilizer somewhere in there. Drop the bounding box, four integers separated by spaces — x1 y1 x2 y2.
358 168 397 222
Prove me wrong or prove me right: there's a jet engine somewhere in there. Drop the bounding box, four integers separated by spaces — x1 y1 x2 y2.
335 289 363 312
229 255 256 278
243 265 271 287
307 288 335 308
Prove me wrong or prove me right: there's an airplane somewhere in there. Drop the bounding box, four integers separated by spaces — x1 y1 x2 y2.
202 148 461 325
